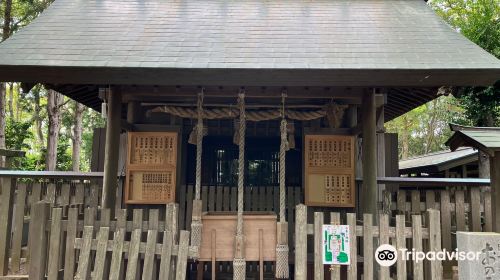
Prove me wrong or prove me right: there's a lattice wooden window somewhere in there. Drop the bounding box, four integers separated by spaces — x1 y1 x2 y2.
125 132 178 204
304 135 355 207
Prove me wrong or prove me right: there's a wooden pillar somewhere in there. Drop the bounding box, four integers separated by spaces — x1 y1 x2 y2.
376 106 386 208
102 88 122 211
127 101 141 124
491 151 500 232
362 90 378 216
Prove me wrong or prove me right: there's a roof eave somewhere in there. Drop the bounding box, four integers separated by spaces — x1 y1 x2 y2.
0 65 498 87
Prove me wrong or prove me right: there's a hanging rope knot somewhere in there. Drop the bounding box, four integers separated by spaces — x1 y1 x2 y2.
275 244 289 279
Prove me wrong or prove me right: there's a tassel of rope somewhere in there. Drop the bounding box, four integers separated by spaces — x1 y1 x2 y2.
190 90 204 252
233 91 246 280
276 92 289 279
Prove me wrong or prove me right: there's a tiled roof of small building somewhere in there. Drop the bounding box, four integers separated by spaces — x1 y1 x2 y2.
399 147 477 173
0 0 498 86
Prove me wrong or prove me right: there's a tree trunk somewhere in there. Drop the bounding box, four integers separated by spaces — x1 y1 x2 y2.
7 83 13 120
45 90 64 171
400 115 410 160
424 99 438 154
33 89 44 148
478 116 494 178
2 0 12 42
71 102 85 171
0 0 13 167
479 151 490 178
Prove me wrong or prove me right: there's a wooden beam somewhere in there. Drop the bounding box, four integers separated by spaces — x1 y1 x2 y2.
122 85 366 98
102 88 122 213
362 89 378 217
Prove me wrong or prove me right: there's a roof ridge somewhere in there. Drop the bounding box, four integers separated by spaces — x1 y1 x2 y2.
400 147 474 162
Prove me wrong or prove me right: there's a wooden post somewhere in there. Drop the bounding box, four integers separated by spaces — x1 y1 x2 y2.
29 202 50 280
127 101 141 124
295 204 307 280
491 151 500 232
0 177 14 275
102 88 122 212
362 90 378 217
426 209 443 280
377 105 386 210
314 212 324 280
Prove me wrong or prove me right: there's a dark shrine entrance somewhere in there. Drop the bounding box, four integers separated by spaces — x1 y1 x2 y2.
186 136 302 187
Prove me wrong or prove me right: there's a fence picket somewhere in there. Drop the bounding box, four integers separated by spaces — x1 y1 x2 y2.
109 228 125 280
10 183 26 273
469 188 481 231
396 215 406 280
142 229 158 280
412 215 424 280
346 213 357 280
175 230 190 280
314 212 324 280
427 209 443 280
484 190 492 231
48 208 63 280
455 191 465 231
363 214 374 280
93 226 111 280
379 214 390 280
330 213 341 280
295 204 307 280
0 177 14 275
63 208 78 280
28 202 49 280
159 230 174 280
440 190 451 251
75 226 93 280
125 229 142 280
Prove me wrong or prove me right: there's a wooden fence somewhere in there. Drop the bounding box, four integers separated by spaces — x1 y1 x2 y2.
0 172 116 276
28 202 192 280
294 204 443 280
383 186 492 252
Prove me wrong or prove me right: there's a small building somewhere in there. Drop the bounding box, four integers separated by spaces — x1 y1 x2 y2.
0 0 499 278
399 147 479 178
446 124 500 231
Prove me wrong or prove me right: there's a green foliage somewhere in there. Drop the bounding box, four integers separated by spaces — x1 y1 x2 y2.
5 119 31 150
386 95 467 159
429 0 500 126
429 0 500 59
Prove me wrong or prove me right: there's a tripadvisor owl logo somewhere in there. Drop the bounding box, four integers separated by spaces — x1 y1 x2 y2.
375 244 482 267
375 244 397 267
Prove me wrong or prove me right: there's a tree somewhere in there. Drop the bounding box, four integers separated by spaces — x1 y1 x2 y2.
71 101 85 171
45 89 65 171
429 0 500 178
386 95 466 159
